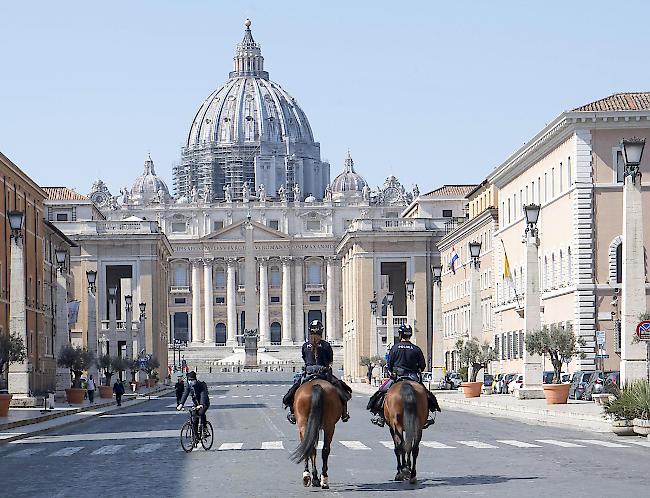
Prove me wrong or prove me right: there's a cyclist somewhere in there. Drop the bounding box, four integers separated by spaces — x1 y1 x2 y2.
176 371 210 440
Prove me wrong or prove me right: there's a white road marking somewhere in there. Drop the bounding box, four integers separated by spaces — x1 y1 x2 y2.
497 440 542 448
380 441 393 448
101 411 182 418
9 447 45 457
261 441 284 450
627 439 650 448
577 439 630 448
134 443 164 453
340 440 371 450
421 441 456 449
218 442 243 450
91 445 124 455
457 441 498 449
243 395 252 398
316 441 324 450
268 394 277 397
218 396 227 399
536 439 585 448
255 395 264 398
231 396 239 398
49 446 84 457
13 430 179 444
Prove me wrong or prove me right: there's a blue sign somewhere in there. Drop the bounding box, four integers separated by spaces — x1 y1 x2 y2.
595 354 609 359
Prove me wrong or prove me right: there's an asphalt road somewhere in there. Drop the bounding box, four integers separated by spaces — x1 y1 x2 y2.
2 372 649 498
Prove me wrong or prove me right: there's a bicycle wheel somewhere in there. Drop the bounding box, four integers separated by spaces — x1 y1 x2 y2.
180 421 195 453
201 421 214 450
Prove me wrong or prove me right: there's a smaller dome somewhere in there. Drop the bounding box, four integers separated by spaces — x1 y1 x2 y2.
331 152 368 195
304 193 316 203
130 155 170 205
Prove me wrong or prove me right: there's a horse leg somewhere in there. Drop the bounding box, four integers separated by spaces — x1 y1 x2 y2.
311 446 320 487
390 426 405 481
300 427 311 487
409 439 420 484
321 426 333 489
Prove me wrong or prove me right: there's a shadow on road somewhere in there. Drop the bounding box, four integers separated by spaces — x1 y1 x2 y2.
338 475 540 493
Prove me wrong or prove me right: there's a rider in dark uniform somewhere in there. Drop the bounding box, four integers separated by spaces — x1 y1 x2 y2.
368 324 440 428
283 320 352 424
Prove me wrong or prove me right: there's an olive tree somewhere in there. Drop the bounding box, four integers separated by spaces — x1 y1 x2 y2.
457 337 497 383
57 345 95 388
525 324 585 384
0 333 26 391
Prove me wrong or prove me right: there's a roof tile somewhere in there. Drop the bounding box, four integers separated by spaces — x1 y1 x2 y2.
421 185 477 198
573 92 650 112
42 187 89 201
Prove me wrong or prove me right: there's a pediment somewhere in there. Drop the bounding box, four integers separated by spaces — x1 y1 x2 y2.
202 219 290 241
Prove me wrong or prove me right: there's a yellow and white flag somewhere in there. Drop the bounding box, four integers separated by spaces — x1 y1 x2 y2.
501 240 514 288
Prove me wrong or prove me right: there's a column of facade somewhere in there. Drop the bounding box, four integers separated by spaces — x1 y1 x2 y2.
281 257 293 345
432 278 444 382
8 232 30 398
191 259 203 344
294 258 304 343
521 229 544 397
226 258 238 346
203 259 215 344
259 258 270 345
326 257 336 342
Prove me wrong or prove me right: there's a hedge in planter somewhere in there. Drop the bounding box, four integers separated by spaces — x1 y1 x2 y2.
604 383 641 436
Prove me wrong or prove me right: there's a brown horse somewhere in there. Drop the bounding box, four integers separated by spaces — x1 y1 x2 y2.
384 380 429 483
290 379 342 489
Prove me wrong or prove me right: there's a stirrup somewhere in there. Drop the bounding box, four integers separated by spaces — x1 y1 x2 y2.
371 416 385 427
287 412 296 424
341 412 350 422
423 417 435 429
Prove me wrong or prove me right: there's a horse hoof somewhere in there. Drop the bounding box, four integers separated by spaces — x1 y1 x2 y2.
321 477 329 489
312 477 321 487
303 473 311 487
394 472 404 482
409 476 417 485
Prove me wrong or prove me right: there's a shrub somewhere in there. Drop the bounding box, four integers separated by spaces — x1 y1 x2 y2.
457 338 497 382
0 333 26 391
525 324 585 384
57 345 95 388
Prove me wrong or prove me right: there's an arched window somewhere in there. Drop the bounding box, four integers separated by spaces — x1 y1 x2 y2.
551 253 556 289
214 266 226 289
558 250 564 285
544 256 549 290
270 322 281 344
215 323 226 345
567 247 572 285
173 264 188 287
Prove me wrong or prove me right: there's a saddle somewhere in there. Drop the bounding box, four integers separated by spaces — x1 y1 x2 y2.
303 365 331 384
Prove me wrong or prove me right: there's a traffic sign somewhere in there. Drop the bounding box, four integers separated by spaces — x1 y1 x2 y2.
636 321 650 341
595 354 609 359
596 331 606 345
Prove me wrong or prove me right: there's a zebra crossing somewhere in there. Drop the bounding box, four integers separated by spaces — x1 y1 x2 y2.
4 438 648 458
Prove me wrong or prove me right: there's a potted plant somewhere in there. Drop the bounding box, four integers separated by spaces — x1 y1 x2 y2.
96 354 115 398
630 380 650 436
57 345 95 404
140 356 160 387
525 324 585 404
457 338 497 398
603 383 639 436
111 356 130 383
0 332 26 417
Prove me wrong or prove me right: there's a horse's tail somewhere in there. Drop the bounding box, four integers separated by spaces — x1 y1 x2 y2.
290 384 323 463
400 382 419 456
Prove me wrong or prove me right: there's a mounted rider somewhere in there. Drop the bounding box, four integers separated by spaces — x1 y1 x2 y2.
367 324 440 428
283 319 352 424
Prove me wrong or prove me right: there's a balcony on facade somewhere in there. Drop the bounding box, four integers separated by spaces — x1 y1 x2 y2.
170 286 191 295
100 320 141 332
54 219 161 235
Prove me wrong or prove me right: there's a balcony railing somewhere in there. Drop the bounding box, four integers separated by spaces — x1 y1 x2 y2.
305 283 324 291
170 286 191 294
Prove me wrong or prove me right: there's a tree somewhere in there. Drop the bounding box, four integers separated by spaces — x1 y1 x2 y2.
57 345 95 388
140 356 160 381
458 337 497 383
525 323 585 384
110 356 131 382
0 333 26 391
96 354 115 387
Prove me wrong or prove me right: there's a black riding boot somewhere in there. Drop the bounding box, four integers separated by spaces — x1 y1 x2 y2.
341 402 350 422
287 407 296 424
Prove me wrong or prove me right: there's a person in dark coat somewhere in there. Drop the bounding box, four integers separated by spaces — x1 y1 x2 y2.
283 320 351 424
174 376 185 405
367 324 440 428
113 379 125 406
176 371 210 438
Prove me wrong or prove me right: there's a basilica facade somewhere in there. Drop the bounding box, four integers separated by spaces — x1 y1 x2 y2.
84 21 419 363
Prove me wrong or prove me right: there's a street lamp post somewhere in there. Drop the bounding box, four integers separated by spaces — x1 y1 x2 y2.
124 295 133 361
386 291 395 345
7 210 31 398
431 265 444 383
620 137 647 384
405 279 415 344
468 241 482 381
519 203 544 398
370 293 378 358
54 249 71 395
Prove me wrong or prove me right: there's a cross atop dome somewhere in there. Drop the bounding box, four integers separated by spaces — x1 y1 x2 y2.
344 150 355 173
230 18 269 79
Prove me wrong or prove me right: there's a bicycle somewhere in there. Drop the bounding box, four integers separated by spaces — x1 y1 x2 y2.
180 406 214 452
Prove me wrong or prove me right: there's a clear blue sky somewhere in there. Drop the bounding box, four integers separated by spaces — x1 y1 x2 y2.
2 1 650 196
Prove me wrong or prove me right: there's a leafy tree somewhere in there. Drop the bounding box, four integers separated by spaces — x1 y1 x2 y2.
370 355 386 368
458 338 497 382
96 354 115 386
110 356 131 382
359 356 374 367
139 356 160 382
57 345 95 388
525 324 585 384
0 333 26 391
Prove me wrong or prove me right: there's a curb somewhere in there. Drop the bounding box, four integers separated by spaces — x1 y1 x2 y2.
0 388 173 444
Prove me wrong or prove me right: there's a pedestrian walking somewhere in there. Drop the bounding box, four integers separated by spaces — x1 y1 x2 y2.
87 375 96 404
181 356 188 373
175 376 185 405
113 379 125 406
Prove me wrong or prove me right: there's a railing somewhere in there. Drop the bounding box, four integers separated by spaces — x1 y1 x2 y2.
305 283 324 291
170 286 191 294
444 217 466 234
100 320 140 332
347 218 437 233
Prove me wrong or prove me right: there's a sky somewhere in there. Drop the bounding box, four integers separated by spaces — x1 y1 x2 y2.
2 0 650 196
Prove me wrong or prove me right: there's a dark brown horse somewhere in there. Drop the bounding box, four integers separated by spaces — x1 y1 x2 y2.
384 380 429 483
290 379 342 489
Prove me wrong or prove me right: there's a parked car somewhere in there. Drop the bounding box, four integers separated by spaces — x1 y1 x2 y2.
568 371 593 400
561 373 571 383
448 372 463 389
583 371 605 401
542 371 555 384
604 371 620 388
422 372 432 383
499 373 516 394
509 373 524 392
492 373 504 393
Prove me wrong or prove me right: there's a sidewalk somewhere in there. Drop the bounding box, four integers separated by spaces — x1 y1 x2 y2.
0 385 173 443
349 382 611 433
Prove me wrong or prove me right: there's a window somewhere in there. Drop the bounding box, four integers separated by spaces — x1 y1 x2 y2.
305 220 321 231
56 213 69 221
309 295 321 303
213 221 224 231
513 332 518 359
268 220 280 230
270 266 281 287
567 157 572 186
174 266 187 286
215 296 225 304
559 250 564 285
551 167 555 197
544 173 548 202
616 243 623 284
215 269 225 289
172 222 186 233
559 162 564 193
519 331 524 357
306 262 322 285
537 176 541 203
174 298 186 304
568 247 572 284
270 296 280 303
507 198 511 224
442 209 453 218
616 150 625 183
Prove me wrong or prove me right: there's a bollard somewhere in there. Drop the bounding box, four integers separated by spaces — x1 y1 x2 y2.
292 366 296 373
209 366 212 374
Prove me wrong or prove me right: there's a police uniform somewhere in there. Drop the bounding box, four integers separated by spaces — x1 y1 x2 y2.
387 341 426 379
302 340 334 369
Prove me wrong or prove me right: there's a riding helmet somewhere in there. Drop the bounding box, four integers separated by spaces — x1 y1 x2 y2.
309 320 324 335
398 324 413 338
187 371 197 380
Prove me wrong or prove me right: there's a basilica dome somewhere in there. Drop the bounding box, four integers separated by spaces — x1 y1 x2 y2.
331 152 368 194
186 20 314 147
130 155 169 205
